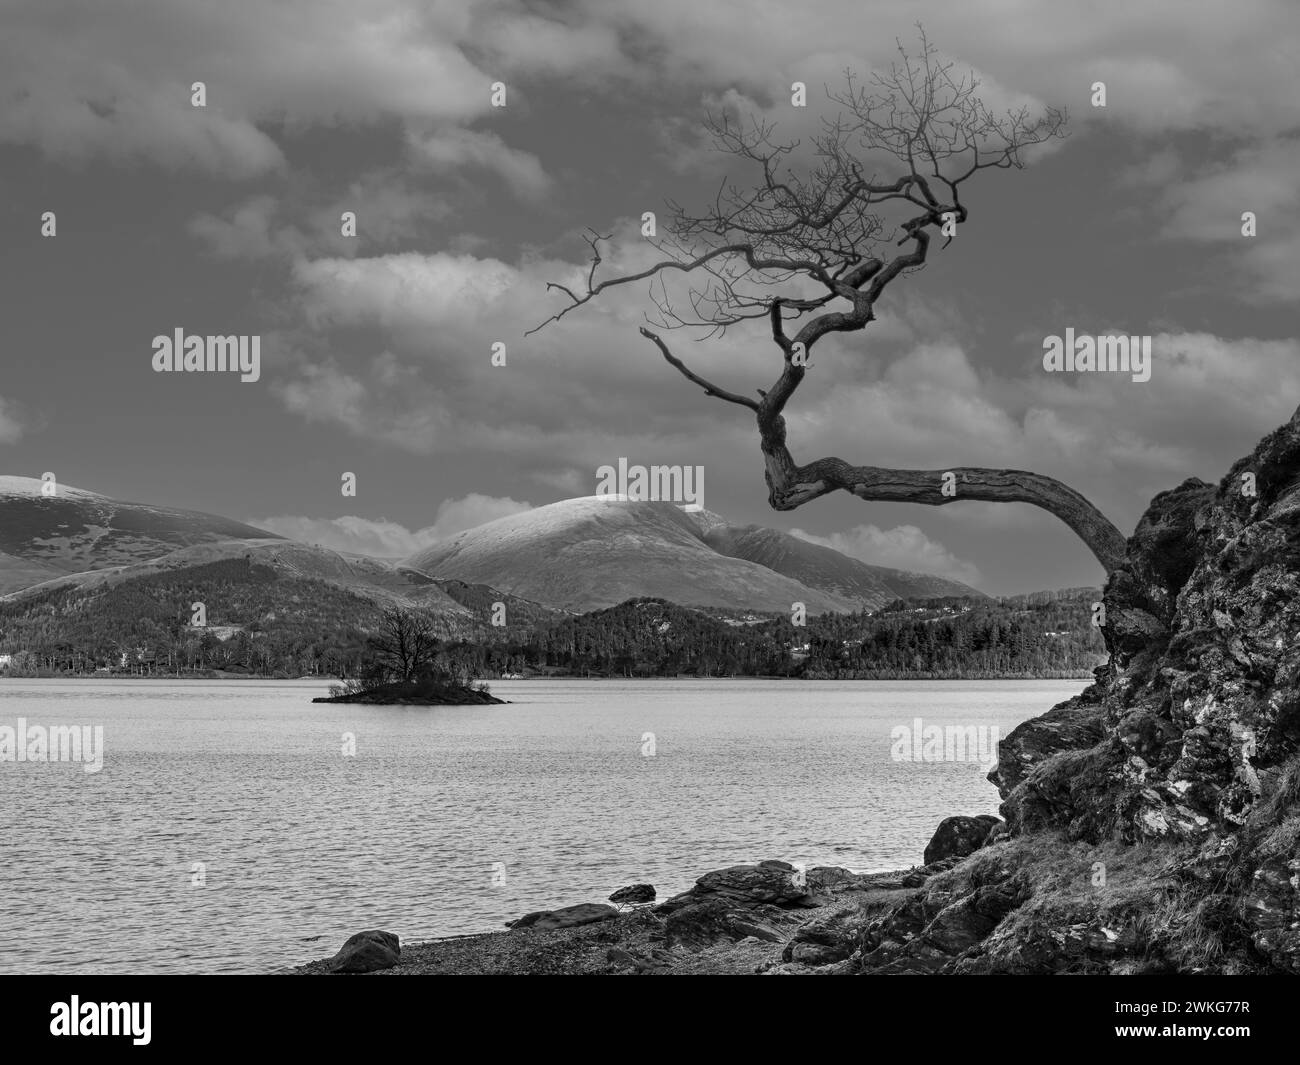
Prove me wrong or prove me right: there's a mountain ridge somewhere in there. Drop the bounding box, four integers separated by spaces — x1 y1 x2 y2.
0 479 982 614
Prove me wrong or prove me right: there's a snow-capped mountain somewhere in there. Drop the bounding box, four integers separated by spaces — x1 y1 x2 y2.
404 496 981 613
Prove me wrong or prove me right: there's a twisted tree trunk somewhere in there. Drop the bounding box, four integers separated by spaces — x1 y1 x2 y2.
758 411 1129 573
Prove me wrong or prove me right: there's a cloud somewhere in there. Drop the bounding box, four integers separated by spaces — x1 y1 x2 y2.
188 195 288 259
292 251 519 330
593 0 1300 138
1150 137 1300 303
0 396 23 444
0 0 502 175
427 493 534 539
7 0 1299 191
0 0 634 180
274 362 370 432
791 523 983 587
408 127 552 199
188 172 459 261
253 493 533 558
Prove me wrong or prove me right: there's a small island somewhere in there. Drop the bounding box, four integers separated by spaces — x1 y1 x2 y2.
313 607 506 705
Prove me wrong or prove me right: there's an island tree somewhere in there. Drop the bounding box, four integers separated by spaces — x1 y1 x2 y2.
370 607 439 683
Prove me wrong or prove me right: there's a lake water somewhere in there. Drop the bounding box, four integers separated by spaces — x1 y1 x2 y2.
0 677 1085 974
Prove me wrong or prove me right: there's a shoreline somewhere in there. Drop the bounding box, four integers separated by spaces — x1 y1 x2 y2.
290 815 1010 976
288 858 949 976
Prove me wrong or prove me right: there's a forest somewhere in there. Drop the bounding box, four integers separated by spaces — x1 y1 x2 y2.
0 558 1105 680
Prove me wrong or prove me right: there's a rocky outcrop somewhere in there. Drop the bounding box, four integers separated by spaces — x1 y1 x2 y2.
845 409 1300 975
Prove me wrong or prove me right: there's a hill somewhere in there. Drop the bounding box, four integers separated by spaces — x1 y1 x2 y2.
405 497 981 614
701 521 981 605
0 476 281 594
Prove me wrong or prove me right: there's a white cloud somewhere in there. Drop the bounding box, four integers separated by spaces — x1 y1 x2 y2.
253 493 533 558
0 0 505 175
292 251 519 330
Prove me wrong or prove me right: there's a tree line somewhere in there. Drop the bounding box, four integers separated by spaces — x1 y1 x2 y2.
0 557 1104 679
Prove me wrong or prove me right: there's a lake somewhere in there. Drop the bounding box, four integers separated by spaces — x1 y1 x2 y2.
0 677 1085 974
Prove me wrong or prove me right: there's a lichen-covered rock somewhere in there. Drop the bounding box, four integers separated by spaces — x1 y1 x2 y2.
1000 414 1300 848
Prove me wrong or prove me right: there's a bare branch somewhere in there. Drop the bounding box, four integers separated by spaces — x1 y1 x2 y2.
638 327 760 411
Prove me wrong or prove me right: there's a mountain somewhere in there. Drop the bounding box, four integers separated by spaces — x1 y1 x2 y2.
404 496 981 614
0 476 281 594
699 520 981 605
0 479 982 616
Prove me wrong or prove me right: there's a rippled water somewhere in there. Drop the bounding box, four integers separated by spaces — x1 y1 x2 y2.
0 677 1084 974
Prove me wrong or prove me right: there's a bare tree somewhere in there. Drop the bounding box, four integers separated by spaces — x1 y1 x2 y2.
370 607 438 683
531 31 1128 574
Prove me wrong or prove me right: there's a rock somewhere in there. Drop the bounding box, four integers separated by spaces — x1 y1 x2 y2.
923 814 1003 865
508 903 619 931
781 904 867 966
682 860 813 907
326 929 400 974
987 691 1106 797
804 866 880 895
609 883 656 904
1242 858 1300 972
663 898 803 950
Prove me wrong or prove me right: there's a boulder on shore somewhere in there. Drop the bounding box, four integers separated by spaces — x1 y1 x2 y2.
923 814 1003 865
659 859 814 912
326 930 400 974
507 903 619 931
609 883 656 905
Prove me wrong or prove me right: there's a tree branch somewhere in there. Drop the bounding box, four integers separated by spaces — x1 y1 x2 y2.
757 427 1128 573
639 327 760 411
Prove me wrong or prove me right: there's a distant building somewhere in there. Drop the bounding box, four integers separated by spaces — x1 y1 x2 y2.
0 653 11 669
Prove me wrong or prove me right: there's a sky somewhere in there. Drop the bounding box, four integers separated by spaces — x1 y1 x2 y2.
1 0 1298 594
